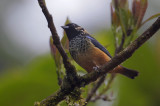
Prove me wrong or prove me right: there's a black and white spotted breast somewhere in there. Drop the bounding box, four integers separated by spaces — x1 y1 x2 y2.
69 35 92 59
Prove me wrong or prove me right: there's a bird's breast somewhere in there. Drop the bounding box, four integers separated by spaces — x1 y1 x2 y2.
69 35 92 59
69 35 111 73
70 44 111 73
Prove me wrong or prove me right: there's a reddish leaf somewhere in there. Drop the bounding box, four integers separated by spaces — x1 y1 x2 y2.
50 36 56 56
111 3 114 24
132 0 141 23
111 2 120 26
113 0 119 9
50 36 61 67
132 0 148 28
112 0 128 10
111 4 118 26
119 0 127 9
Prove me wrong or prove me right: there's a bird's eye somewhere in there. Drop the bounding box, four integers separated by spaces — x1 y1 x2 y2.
81 28 84 31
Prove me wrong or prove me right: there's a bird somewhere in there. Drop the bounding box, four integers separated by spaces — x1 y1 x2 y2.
61 23 138 79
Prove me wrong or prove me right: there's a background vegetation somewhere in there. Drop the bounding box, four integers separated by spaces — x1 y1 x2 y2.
0 0 160 106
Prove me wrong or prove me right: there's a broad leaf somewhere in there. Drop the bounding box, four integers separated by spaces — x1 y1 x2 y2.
49 36 61 68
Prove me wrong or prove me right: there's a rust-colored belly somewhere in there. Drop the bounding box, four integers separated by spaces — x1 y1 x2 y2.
75 46 111 73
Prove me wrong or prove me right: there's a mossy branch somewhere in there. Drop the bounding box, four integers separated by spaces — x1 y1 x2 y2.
37 0 160 105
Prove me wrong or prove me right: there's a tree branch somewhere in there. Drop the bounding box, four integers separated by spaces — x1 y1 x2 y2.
38 0 79 105
99 74 115 96
37 0 160 105
85 29 127 104
84 74 106 106
90 94 113 102
40 17 160 105
38 0 76 73
85 28 132 103
80 17 160 86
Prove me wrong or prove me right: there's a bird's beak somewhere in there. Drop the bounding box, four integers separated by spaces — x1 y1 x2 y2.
61 26 69 29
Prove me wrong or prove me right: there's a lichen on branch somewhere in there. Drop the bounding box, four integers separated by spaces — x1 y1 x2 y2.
37 0 160 105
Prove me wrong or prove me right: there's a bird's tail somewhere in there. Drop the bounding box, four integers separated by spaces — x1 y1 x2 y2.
110 66 139 79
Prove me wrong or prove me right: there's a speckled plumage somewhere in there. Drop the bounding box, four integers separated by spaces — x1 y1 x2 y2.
69 35 92 60
61 23 138 79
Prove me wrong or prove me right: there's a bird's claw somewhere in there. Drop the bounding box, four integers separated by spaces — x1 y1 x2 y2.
93 66 100 72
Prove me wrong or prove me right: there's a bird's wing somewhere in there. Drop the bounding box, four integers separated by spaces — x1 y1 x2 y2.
86 35 112 58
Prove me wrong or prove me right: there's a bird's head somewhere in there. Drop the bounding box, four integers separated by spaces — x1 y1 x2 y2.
61 23 85 40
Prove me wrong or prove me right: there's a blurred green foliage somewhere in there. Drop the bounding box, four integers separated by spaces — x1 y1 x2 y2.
113 36 160 106
93 31 160 106
0 55 59 106
0 30 160 106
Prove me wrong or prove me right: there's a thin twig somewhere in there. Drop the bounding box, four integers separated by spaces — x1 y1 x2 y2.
38 0 79 82
115 33 125 54
84 75 106 106
39 16 160 105
92 31 124 103
84 29 124 105
80 17 160 86
90 95 113 102
38 0 79 105
112 26 119 49
38 0 76 73
99 74 115 96
85 74 115 104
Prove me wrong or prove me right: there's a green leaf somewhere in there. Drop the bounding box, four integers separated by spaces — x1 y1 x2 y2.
119 8 128 35
140 13 160 27
114 42 160 106
61 17 71 50
120 0 129 10
49 36 62 68
136 0 148 28
0 55 59 106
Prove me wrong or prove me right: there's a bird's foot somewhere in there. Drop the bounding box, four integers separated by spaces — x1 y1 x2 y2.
93 66 100 72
